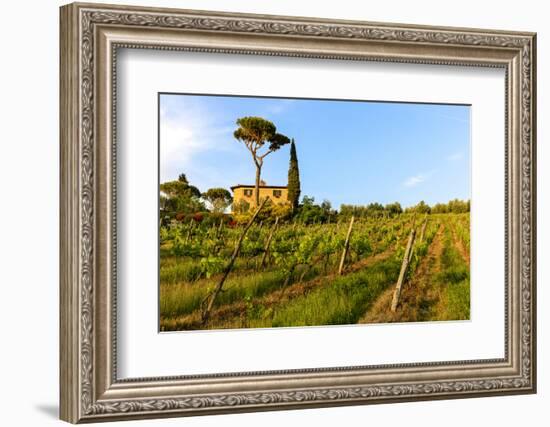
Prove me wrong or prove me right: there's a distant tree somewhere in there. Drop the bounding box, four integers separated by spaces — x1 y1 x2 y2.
296 196 334 224
160 173 204 215
385 202 403 216
287 139 301 212
188 185 201 199
447 198 470 213
160 180 189 198
160 177 200 199
320 199 332 213
431 203 449 214
338 202 389 219
163 194 205 215
339 204 355 219
414 200 431 214
233 116 290 206
301 195 315 207
203 188 233 213
320 200 336 222
367 202 385 214
429 199 470 214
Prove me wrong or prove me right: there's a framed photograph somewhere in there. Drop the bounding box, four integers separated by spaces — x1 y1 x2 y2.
60 2 537 423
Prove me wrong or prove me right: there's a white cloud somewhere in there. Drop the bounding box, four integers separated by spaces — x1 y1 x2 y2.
403 174 426 187
447 151 464 161
403 171 435 188
159 99 237 184
159 96 295 192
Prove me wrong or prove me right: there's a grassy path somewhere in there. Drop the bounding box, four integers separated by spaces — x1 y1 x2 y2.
450 223 470 266
160 244 399 331
160 215 470 331
358 223 445 323
358 219 470 324
160 236 398 325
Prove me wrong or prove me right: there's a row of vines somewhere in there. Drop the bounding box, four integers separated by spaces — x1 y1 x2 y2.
159 213 469 330
160 214 418 282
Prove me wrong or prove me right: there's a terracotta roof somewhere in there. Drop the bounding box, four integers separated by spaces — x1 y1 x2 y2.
230 184 287 191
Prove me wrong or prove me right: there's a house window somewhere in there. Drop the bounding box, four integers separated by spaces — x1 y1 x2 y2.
273 189 282 198
244 189 253 197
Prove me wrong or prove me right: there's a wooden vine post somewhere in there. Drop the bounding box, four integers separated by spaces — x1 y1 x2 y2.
338 215 355 275
261 216 279 267
404 213 418 265
419 216 428 243
391 226 416 312
201 198 267 325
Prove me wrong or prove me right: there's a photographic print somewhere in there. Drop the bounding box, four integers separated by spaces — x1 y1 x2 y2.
60 5 536 420
159 94 471 331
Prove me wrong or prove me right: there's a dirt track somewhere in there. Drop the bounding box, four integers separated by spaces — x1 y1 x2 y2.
359 224 445 324
161 244 397 331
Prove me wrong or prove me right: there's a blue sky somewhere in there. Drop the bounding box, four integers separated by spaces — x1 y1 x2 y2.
160 93 470 209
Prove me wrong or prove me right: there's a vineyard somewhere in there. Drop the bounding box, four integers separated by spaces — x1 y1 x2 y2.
159 211 470 331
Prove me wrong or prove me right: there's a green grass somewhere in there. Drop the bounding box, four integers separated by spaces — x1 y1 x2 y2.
160 255 265 285
159 215 470 329
436 227 470 320
160 263 324 320
246 257 401 328
446 278 470 320
160 259 204 284
160 270 286 319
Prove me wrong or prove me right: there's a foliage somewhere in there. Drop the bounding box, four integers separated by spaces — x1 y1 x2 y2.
165 196 205 216
453 214 470 252
233 199 293 224
160 173 204 215
435 225 470 320
384 202 403 216
233 116 291 205
340 202 386 219
203 187 233 213
430 199 470 214
160 179 201 199
296 196 335 224
159 206 470 330
263 258 401 327
287 139 301 211
340 199 469 218
232 199 250 214
405 200 431 214
447 198 470 213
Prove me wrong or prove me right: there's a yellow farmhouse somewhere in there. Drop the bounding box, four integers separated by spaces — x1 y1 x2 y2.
231 184 288 211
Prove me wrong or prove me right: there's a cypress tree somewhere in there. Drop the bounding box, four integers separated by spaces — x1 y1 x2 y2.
287 139 301 211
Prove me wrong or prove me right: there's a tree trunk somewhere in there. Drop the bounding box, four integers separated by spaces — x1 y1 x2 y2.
201 198 267 325
255 164 262 207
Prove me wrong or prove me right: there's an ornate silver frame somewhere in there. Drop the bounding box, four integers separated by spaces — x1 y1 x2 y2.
60 2 537 423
